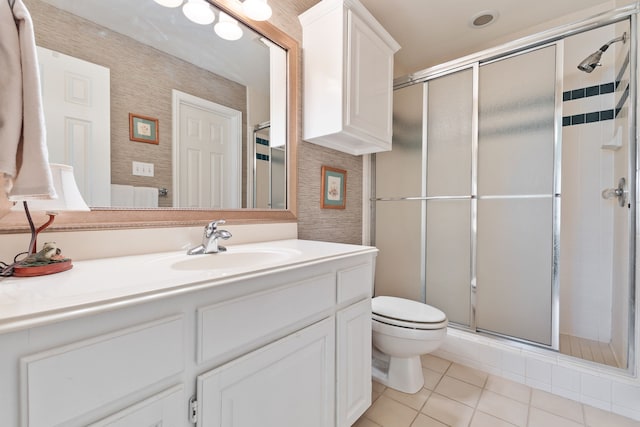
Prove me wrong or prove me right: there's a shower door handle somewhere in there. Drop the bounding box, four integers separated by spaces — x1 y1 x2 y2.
601 177 627 207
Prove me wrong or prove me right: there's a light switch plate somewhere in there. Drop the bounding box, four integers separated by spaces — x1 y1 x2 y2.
132 161 154 177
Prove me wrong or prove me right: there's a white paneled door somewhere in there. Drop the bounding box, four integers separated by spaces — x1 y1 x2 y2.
37 46 111 206
173 90 241 209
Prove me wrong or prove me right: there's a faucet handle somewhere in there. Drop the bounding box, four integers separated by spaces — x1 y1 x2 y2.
208 219 226 230
205 219 226 237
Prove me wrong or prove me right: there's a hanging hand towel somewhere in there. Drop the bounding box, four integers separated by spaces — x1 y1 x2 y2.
134 187 159 208
110 184 135 207
0 0 54 201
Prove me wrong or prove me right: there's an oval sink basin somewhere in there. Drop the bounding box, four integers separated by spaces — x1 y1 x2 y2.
170 247 301 272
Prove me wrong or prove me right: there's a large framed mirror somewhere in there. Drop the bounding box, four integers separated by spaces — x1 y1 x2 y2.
1 0 298 232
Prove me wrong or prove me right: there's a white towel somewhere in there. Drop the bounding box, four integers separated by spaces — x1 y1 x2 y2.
110 184 135 207
0 0 54 200
134 187 158 208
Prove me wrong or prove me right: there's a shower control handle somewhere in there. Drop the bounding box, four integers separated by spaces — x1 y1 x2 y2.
601 177 627 207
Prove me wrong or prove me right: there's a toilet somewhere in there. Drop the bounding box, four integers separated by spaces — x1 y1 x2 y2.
371 296 448 393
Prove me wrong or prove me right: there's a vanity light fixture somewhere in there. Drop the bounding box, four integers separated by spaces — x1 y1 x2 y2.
215 11 243 40
153 0 247 40
183 0 216 25
242 0 272 21
9 164 89 277
153 0 183 8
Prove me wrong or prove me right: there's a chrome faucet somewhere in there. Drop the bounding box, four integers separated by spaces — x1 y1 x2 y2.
187 220 232 255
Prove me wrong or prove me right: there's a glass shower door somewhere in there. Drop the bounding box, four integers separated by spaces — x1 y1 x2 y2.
374 83 425 301
424 68 474 327
476 45 559 347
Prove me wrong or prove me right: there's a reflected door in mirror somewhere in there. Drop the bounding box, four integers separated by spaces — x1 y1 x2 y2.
174 91 242 209
37 46 111 206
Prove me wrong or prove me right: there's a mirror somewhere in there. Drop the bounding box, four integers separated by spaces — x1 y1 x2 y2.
1 0 298 231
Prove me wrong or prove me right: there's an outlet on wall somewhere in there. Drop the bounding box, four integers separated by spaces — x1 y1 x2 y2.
132 161 154 177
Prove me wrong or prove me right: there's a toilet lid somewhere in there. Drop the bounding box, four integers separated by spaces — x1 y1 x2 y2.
372 296 446 324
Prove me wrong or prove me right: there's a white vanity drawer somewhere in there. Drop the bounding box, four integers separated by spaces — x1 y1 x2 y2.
337 263 373 304
197 273 335 363
21 316 184 427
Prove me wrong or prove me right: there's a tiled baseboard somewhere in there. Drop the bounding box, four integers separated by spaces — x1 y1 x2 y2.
433 327 640 422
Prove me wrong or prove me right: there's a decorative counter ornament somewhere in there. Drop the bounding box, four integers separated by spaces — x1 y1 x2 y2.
4 164 88 278
13 242 73 277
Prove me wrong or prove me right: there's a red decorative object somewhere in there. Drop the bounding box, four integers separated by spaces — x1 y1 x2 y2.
13 259 73 277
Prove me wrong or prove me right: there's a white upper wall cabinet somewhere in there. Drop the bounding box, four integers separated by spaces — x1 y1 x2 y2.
299 0 400 155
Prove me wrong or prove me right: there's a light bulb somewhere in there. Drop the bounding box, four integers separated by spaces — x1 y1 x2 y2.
215 12 243 41
242 0 272 21
153 0 183 7
182 0 215 25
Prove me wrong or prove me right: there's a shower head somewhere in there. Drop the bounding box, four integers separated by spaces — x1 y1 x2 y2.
577 50 604 73
577 32 627 73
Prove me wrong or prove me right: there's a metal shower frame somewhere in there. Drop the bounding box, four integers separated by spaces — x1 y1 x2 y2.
372 3 638 374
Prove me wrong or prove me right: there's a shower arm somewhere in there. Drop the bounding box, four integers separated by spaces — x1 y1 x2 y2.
577 32 627 73
599 32 627 52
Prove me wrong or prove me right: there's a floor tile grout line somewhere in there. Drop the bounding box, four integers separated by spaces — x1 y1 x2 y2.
365 356 639 427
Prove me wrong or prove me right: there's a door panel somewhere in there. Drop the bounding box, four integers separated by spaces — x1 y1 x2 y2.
374 83 424 300
38 46 111 206
476 45 557 346
174 90 241 209
196 318 334 427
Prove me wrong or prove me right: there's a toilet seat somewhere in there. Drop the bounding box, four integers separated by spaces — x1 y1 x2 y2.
372 296 447 330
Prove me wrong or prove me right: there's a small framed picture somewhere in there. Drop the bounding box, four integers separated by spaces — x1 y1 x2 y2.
321 166 347 209
129 113 159 144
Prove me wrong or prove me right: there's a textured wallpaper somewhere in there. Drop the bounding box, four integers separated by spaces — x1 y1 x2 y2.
26 0 248 208
269 0 364 245
25 0 364 244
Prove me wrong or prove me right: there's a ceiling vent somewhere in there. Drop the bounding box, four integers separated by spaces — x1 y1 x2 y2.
470 10 498 28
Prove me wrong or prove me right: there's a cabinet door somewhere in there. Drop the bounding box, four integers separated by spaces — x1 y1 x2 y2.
197 318 335 427
89 385 184 427
336 299 372 427
346 9 394 144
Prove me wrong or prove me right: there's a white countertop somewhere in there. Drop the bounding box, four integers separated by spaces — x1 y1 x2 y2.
0 239 377 333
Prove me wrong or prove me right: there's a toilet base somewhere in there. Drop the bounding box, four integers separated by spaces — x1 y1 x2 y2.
371 348 424 394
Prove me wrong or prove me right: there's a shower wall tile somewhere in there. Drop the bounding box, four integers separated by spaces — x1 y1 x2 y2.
562 26 619 130
477 344 503 370
612 382 640 419
501 350 526 378
525 355 553 392
581 373 613 411
551 364 581 401
434 330 640 421
562 91 612 117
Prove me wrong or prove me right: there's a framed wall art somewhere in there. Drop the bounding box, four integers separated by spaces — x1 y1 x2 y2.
129 113 159 144
321 166 346 209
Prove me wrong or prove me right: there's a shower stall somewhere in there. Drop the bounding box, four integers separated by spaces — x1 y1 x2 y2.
252 122 286 209
372 14 636 370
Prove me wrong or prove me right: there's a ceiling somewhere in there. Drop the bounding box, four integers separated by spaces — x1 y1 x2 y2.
39 0 630 86
359 0 624 77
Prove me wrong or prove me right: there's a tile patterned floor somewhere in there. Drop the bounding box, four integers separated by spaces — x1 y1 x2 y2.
355 354 640 427
559 334 619 368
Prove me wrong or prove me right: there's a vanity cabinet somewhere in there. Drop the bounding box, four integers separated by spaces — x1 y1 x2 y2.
0 241 376 427
337 299 372 426
300 0 400 155
196 318 336 427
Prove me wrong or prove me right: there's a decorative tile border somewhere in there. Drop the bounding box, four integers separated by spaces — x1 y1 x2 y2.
256 137 270 146
563 82 614 101
563 109 615 126
562 79 629 126
562 52 630 127
256 153 270 161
